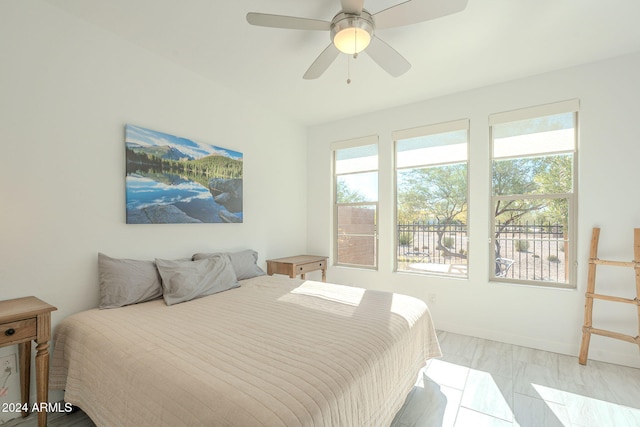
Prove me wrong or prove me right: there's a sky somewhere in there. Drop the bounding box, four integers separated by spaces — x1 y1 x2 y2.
125 124 243 160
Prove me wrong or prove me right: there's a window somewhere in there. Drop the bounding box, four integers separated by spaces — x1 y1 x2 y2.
332 136 378 269
489 100 578 287
394 120 469 277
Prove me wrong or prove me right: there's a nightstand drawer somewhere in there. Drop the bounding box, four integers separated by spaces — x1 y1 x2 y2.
0 318 37 345
297 260 326 275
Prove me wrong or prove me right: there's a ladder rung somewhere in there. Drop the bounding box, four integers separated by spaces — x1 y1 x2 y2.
590 258 638 268
586 292 639 305
585 327 639 344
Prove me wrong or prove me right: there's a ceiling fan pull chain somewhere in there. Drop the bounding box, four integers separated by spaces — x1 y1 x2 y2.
347 29 356 84
354 27 357 56
353 28 359 60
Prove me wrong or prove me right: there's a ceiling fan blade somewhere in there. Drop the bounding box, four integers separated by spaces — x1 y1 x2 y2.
364 36 411 77
303 44 340 79
340 0 365 14
246 12 331 31
373 0 468 29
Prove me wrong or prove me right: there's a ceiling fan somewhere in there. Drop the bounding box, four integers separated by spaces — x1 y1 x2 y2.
246 0 468 80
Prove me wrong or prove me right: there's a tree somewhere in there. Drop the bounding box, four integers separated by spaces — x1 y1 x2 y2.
534 154 572 226
397 163 467 258
492 157 547 263
493 158 545 218
336 180 367 203
492 155 572 265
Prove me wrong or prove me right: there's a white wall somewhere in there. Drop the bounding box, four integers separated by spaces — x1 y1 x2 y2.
307 52 640 368
0 0 308 412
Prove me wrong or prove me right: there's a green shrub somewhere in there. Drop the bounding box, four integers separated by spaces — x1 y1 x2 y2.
398 232 413 246
515 239 530 252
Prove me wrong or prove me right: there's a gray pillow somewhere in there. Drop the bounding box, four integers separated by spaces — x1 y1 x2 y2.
156 255 239 306
98 253 163 309
192 249 265 280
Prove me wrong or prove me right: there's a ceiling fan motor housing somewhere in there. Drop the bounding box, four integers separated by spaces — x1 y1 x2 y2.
331 10 375 54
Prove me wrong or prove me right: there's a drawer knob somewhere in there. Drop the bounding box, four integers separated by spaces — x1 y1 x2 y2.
4 328 15 336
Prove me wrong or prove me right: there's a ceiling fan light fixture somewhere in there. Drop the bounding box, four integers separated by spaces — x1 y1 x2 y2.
333 27 371 54
331 11 374 55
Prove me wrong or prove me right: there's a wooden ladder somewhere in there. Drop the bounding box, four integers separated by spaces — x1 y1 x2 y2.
578 227 640 365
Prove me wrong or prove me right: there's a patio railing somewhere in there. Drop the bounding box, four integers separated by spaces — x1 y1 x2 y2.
396 222 567 282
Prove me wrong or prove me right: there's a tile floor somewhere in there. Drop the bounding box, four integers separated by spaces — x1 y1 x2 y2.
391 331 640 427
5 331 640 426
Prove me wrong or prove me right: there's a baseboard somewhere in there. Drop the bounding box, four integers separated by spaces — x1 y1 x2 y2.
436 320 640 369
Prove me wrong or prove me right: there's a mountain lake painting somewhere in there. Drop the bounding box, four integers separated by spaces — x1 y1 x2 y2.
125 124 243 224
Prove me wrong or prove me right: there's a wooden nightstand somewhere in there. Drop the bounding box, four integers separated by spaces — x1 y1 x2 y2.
266 255 328 282
0 297 57 427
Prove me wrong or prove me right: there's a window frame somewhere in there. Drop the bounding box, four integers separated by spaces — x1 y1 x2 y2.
393 119 470 278
488 99 579 288
332 135 379 270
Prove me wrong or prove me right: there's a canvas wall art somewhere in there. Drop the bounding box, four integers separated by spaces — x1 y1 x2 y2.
125 124 243 224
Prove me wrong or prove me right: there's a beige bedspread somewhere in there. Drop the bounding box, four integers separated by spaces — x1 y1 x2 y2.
51 275 441 426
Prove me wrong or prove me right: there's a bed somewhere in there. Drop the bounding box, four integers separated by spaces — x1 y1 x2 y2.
50 255 441 427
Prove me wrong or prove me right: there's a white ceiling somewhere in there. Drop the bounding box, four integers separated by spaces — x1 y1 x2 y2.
45 0 640 126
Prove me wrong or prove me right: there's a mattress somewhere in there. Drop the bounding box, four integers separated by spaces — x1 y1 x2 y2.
50 275 441 426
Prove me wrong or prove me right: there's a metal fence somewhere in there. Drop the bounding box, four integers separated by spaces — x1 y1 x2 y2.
396 222 567 283
397 222 468 265
494 222 567 283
